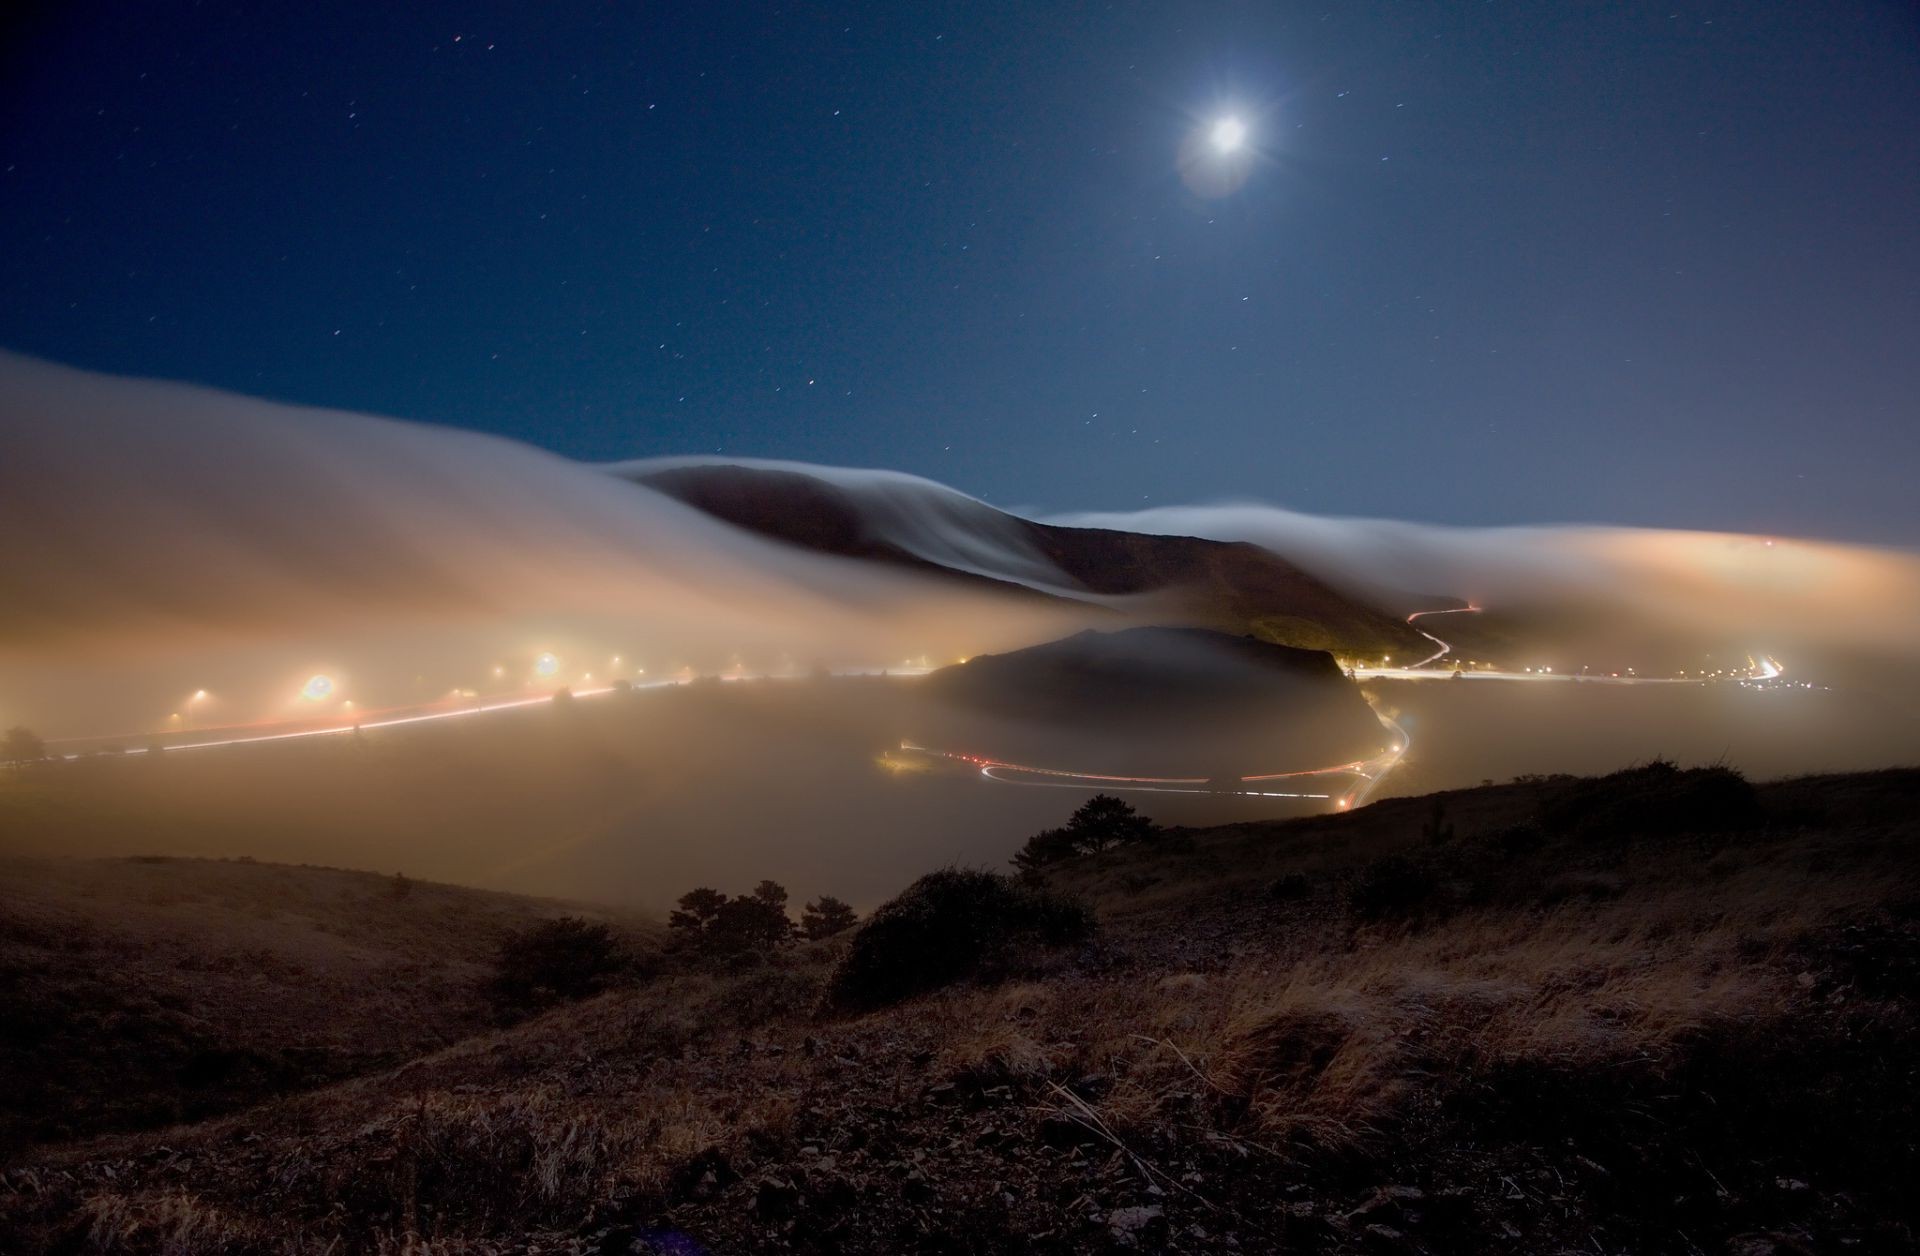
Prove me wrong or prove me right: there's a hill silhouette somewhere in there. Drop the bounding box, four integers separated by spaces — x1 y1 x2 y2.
917 626 1389 778
623 459 1429 658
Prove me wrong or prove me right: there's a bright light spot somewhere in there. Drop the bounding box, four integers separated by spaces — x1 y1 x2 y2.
191 689 208 701
1210 115 1247 153
534 652 559 678
301 674 335 702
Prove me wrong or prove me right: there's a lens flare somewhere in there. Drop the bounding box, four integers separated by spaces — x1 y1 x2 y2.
301 674 335 701
1210 116 1247 153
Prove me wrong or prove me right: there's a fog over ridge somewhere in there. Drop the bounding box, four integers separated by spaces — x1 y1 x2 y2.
4 353 1917 739
0 355 1086 736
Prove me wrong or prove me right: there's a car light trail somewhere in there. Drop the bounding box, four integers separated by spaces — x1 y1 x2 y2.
899 713 1410 811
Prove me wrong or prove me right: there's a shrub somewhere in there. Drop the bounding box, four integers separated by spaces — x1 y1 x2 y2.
800 895 859 940
1010 795 1160 872
828 868 1095 1011
489 917 624 1012
669 882 794 955
1351 854 1431 921
1538 760 1760 841
3 726 46 764
1011 827 1078 876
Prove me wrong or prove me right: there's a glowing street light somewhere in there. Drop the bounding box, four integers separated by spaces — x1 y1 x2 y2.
534 652 560 678
301 674 335 702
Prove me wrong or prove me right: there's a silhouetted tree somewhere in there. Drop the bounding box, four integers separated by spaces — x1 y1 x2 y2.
2 726 46 764
390 871 413 900
670 883 795 954
712 890 794 952
669 887 728 933
1010 796 1161 873
1063 794 1158 853
800 895 859 940
1011 826 1079 875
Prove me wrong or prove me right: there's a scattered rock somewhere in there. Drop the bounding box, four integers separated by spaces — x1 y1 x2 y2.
1108 1204 1167 1246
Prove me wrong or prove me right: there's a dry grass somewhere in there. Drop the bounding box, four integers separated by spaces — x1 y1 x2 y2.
4 767 1917 1252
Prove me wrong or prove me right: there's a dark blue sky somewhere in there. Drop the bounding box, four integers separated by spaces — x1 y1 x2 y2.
3 2 1916 540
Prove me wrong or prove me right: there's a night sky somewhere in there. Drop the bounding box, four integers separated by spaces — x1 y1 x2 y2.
3 3 1916 541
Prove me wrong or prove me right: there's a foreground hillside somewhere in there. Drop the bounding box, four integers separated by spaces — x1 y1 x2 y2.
3 765 1917 1253
0 857 652 1157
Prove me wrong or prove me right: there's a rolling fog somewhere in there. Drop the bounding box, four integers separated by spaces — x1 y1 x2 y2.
0 354 1090 738
1051 502 1920 700
3 356 1918 908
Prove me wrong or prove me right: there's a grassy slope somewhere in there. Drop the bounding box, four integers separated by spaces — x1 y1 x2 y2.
0 856 656 1156
3 768 1916 1253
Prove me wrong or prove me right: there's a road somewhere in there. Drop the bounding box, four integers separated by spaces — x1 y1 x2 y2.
900 715 1409 812
1354 606 1783 686
41 666 936 762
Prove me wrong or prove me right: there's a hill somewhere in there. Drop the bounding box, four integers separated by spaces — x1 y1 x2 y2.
0 856 655 1157
3 765 1915 1252
620 459 1430 659
919 626 1388 777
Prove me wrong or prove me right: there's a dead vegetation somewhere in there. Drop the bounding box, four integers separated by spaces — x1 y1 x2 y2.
2 765 1917 1252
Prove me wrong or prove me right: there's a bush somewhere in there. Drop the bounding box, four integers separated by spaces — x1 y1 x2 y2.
1351 854 1431 922
668 881 795 955
800 895 859 940
3 726 46 764
1011 795 1159 872
828 868 1095 1012
488 917 624 1012
1538 761 1760 841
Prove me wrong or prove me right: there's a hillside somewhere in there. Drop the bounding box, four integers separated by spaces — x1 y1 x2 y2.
919 627 1388 777
0 856 655 1156
620 459 1429 659
3 765 1915 1252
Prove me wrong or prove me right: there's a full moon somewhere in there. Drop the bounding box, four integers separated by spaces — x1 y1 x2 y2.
1210 115 1247 153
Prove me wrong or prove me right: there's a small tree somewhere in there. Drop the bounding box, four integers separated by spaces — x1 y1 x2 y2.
800 895 858 940
669 887 729 934
1063 794 1158 853
670 883 794 955
828 869 1095 1012
1010 796 1159 873
489 917 623 1012
1011 826 1078 875
711 891 794 952
2 726 46 765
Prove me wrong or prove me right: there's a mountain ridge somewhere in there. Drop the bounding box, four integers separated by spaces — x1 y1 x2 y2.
616 458 1430 658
